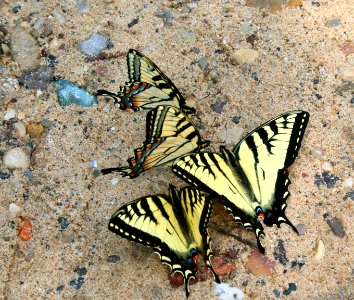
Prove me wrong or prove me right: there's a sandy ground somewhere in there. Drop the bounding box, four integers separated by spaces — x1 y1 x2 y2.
0 0 353 299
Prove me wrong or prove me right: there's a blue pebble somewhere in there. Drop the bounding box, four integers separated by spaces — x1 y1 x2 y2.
53 79 98 107
69 277 84 290
57 217 70 231
75 267 87 276
0 172 11 180
77 34 108 57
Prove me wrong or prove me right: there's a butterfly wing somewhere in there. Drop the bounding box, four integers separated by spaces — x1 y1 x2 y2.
97 49 195 113
232 111 309 228
101 106 208 178
108 185 218 298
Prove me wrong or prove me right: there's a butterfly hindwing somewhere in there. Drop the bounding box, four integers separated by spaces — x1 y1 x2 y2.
101 105 209 178
97 49 195 113
108 185 220 298
172 111 309 253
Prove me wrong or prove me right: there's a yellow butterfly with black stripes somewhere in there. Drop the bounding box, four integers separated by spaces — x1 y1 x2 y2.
97 49 195 114
108 185 220 298
101 105 209 178
172 111 310 253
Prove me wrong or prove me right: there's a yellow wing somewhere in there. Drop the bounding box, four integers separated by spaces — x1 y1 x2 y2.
108 185 220 298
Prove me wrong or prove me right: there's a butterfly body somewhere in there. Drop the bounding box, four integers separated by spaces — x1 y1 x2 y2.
108 185 220 297
172 111 310 253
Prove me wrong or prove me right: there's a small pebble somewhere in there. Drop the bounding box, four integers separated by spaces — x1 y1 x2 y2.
77 34 109 58
296 224 306 235
9 203 22 215
211 101 226 113
311 149 323 157
283 283 297 296
107 255 120 263
214 283 245 300
26 122 45 139
321 161 333 172
326 217 345 238
234 48 259 64
231 116 241 124
127 18 139 28
31 19 52 38
10 26 40 71
0 172 11 180
274 239 288 265
325 18 341 27
314 239 325 259
177 29 197 40
74 267 87 276
13 121 27 138
4 108 16 120
110 178 120 185
57 217 70 231
343 190 354 201
241 23 258 35
155 9 173 27
1 43 10 55
88 160 97 168
0 77 19 92
40 119 54 129
314 172 340 188
53 79 98 107
53 8 66 23
342 178 353 188
3 148 30 169
18 66 54 90
198 57 208 69
23 169 33 181
76 0 91 13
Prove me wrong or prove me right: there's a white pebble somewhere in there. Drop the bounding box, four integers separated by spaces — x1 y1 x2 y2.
234 48 259 64
314 239 325 260
9 203 22 216
4 108 16 120
215 282 244 300
342 178 353 188
3 148 30 169
311 149 323 157
13 122 27 138
110 178 120 185
321 162 333 172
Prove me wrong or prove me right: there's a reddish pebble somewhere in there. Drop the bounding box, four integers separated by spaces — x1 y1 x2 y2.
340 40 354 57
18 216 32 241
95 66 108 76
245 249 275 276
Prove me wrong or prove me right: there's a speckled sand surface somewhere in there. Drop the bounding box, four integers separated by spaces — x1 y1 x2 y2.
0 1 353 299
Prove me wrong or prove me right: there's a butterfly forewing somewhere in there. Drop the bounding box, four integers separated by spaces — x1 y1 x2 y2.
101 105 207 178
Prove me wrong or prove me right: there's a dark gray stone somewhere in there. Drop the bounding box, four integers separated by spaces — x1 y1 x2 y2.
19 67 54 90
